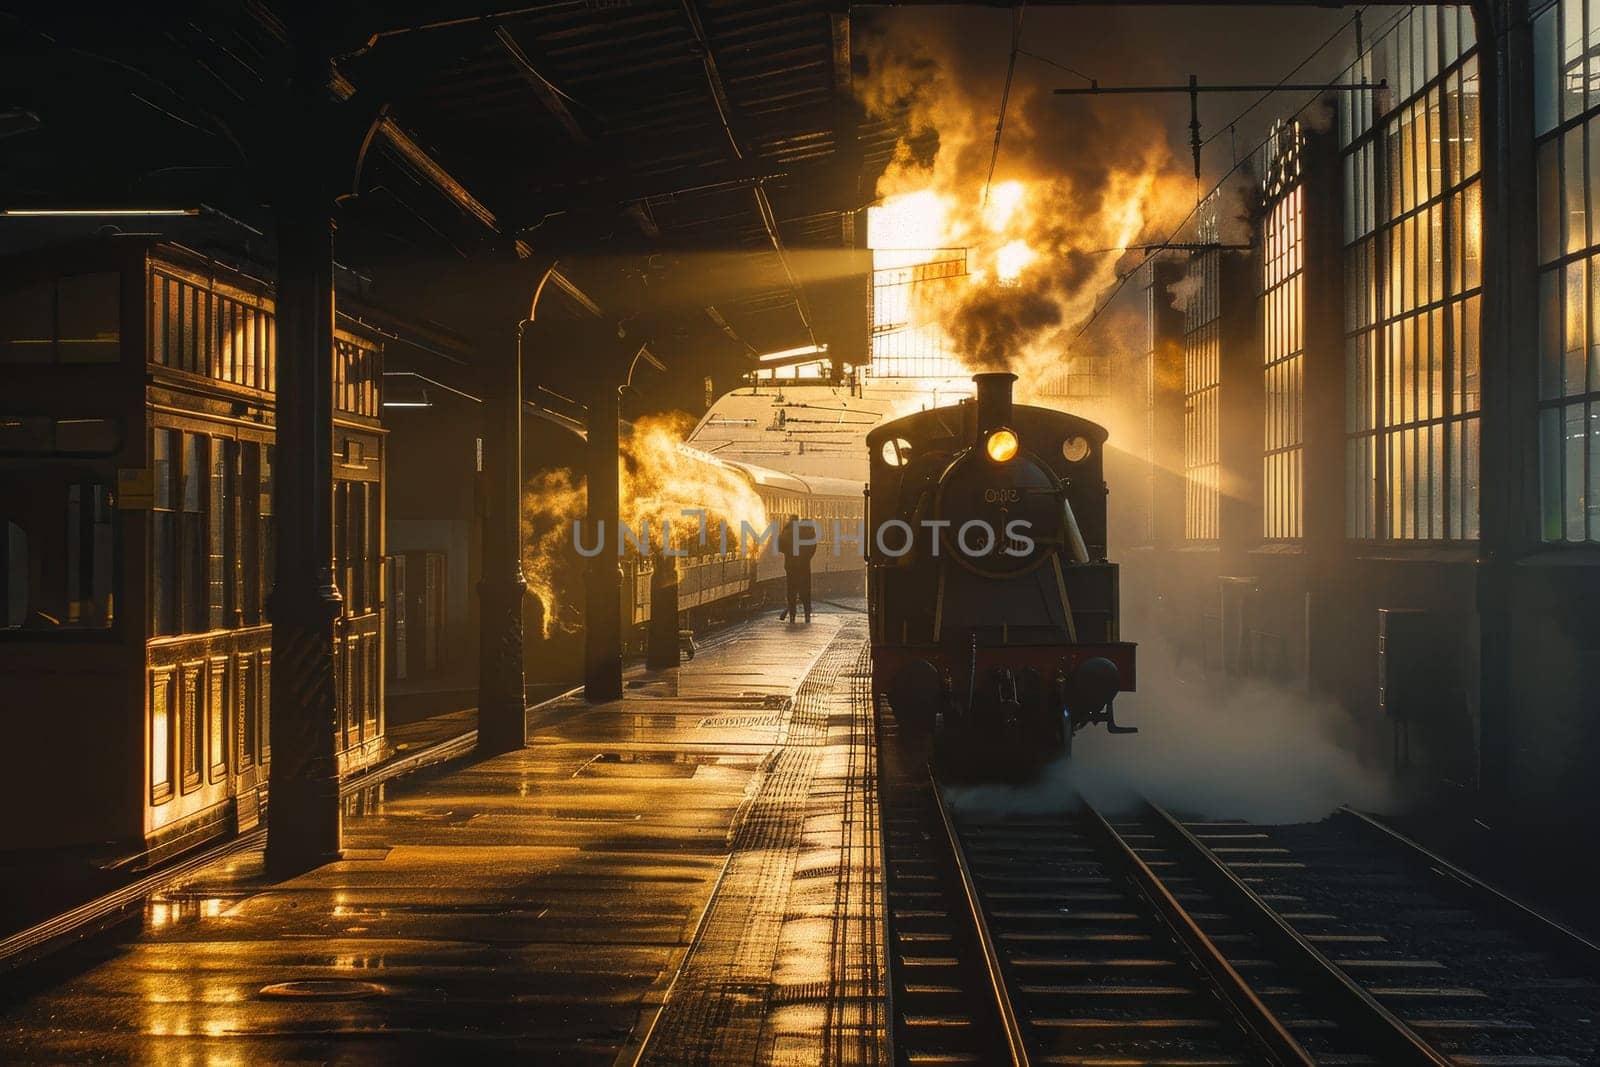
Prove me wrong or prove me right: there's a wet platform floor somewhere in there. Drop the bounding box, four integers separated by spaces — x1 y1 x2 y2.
0 607 884 1065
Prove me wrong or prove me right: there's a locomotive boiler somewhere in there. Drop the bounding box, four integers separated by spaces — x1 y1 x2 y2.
866 372 1137 773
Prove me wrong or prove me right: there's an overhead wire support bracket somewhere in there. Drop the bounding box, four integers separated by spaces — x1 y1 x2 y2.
1055 77 1386 179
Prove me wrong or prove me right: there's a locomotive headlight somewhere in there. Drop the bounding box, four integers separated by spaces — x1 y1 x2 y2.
985 427 1019 463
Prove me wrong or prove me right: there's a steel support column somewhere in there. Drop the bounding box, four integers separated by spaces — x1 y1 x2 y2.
1299 109 1351 693
265 191 344 878
1474 0 1538 802
476 320 529 754
584 382 624 702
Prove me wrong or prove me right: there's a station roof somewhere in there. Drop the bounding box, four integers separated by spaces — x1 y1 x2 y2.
0 3 909 399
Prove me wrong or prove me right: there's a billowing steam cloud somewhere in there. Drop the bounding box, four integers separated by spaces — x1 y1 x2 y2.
947 636 1397 825
858 17 1197 381
521 414 769 637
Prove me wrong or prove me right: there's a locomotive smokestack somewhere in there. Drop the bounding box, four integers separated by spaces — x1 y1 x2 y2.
973 372 1016 434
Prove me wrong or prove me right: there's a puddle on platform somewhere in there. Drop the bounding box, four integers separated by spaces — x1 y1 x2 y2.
259 979 388 1000
573 751 758 779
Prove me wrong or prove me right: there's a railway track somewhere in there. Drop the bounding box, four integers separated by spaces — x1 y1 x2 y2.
879 711 1600 1064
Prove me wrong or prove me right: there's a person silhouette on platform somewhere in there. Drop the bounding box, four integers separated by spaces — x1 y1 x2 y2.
776 514 818 623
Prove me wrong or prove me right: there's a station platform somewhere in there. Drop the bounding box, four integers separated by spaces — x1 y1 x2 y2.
0 604 884 1065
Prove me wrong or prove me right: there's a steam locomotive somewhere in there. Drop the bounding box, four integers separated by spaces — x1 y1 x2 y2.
866 372 1137 773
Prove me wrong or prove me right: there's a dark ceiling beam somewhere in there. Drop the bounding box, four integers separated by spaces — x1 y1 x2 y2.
830 9 856 249
324 66 609 320
851 0 1448 4
491 24 586 142
489 21 772 357
491 24 662 240
345 0 1450 39
678 0 819 353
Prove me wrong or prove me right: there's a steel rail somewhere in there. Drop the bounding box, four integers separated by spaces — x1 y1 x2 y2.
1339 805 1600 974
1147 802 1454 1067
1078 802 1315 1066
873 695 898 1067
930 781 1031 1067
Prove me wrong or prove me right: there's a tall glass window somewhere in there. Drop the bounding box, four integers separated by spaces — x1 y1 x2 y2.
1184 207 1222 543
1261 121 1306 540
1340 7 1481 541
1533 0 1600 542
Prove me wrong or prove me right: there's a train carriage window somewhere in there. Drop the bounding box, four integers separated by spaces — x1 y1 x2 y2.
334 481 349 612
180 281 200 374
65 483 115 625
262 312 275 392
152 430 178 635
2 521 24 627
150 274 167 365
0 417 53 452
260 446 275 613
180 434 206 631
366 481 381 614
206 437 228 630
335 344 348 413
164 275 181 368
348 482 367 613
56 273 120 363
1 478 115 630
55 418 121 454
215 299 234 383
240 444 261 625
150 670 173 803
0 279 55 363
0 272 120 364
234 306 253 388
0 416 121 455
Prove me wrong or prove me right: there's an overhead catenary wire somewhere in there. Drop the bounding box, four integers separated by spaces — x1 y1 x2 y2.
982 2 1027 208
1017 47 1094 86
1197 4 1391 152
1072 5 1403 341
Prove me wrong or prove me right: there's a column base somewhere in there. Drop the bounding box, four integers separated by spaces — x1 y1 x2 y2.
477 577 528 756
477 696 529 756
264 774 343 879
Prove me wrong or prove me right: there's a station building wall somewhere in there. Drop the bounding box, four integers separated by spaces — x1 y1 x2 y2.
1096 5 1600 822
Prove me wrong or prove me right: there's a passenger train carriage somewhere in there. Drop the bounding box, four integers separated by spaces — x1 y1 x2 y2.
618 453 864 630
0 237 385 856
867 372 1137 773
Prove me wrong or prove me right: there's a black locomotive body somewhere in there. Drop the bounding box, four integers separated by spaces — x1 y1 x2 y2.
867 372 1136 771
